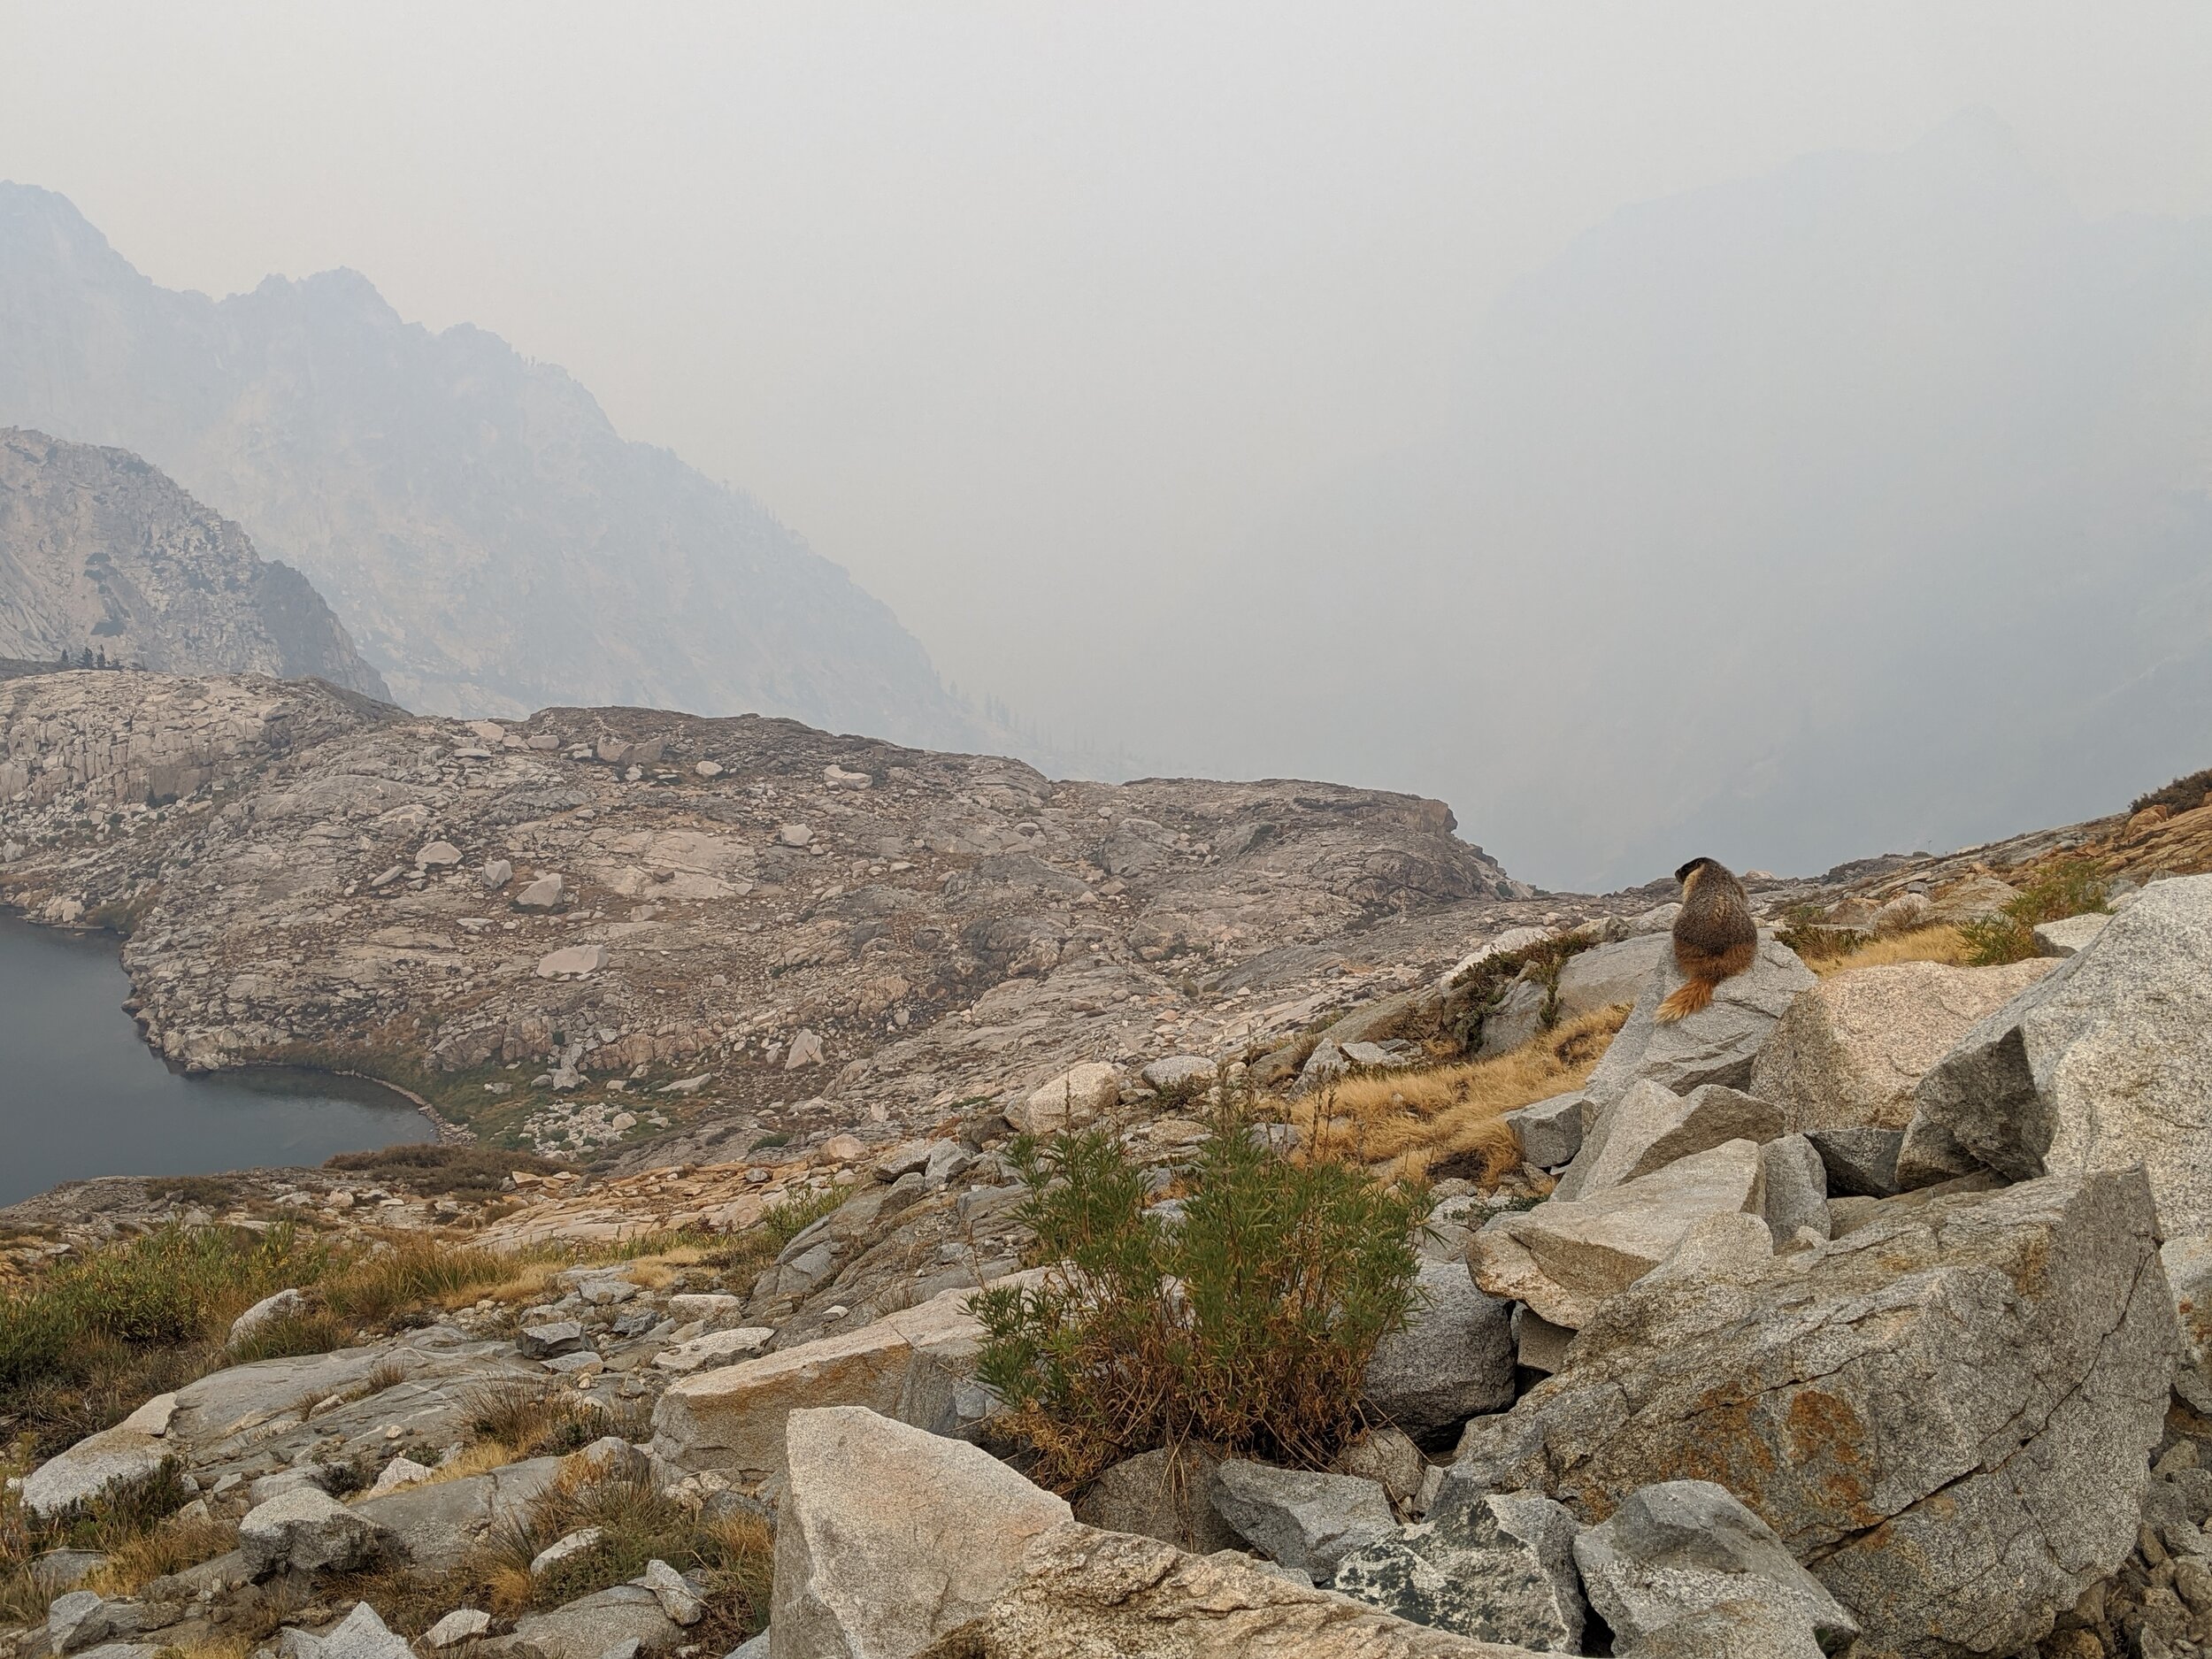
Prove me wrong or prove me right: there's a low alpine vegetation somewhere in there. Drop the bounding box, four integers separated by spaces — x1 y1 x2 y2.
972 1097 1432 1490
1961 856 2110 966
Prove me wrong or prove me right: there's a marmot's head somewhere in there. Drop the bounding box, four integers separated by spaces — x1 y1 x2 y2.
1675 856 1723 892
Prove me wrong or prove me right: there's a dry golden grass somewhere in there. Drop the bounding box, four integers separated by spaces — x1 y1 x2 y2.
476 1256 569 1307
416 1437 521 1486
144 1636 256 1659
1292 1005 1628 1184
85 1513 236 1596
1805 925 1971 978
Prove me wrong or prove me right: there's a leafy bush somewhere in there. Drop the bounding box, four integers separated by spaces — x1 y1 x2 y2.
1961 856 2110 966
972 1103 1432 1489
1443 932 1597 1052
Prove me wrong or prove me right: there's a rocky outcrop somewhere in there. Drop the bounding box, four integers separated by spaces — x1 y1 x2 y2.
0 429 388 697
1453 1170 2176 1657
946 1523 1552 1658
651 1280 1016 1480
770 1407 1070 1659
0 669 1526 1154
1570 1480 1856 1653
1468 1139 1766 1328
1580 940 1815 1110
1747 957 2054 1132
1330 1489 1586 1651
1901 876 2212 1231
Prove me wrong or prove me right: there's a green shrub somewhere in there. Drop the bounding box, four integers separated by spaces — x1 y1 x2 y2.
972 1102 1432 1489
2131 765 2212 817
762 1187 843 1247
1962 856 2110 966
324 1142 564 1196
0 1223 336 1394
1440 932 1598 1052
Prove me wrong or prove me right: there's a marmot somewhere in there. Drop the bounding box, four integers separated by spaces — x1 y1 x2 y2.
1655 856 1758 1023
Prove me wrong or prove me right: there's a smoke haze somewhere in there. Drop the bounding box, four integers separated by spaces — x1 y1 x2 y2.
5 3 2211 887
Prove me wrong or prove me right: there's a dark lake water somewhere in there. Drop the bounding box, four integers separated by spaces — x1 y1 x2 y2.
0 915 428 1206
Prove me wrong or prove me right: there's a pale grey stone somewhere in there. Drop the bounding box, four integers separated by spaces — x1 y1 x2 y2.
1571 1481 1855 1649
1363 1260 1514 1440
1141 1055 1217 1091
2035 910 2110 956
1454 1171 2174 1658
21 1396 180 1521
239 1486 393 1575
354 1456 562 1573
1207 1460 1396 1578
1904 876 2212 1233
769 1406 1069 1659
1756 1134 1828 1245
423 1609 491 1647
512 1586 682 1659
1502 1092 1585 1171
515 873 565 908
636 1559 705 1625
227 1287 308 1347
1552 1080 1779 1202
1330 1488 1586 1652
249 1466 329 1506
1296 1040 1349 1093
1470 1139 1766 1329
534 944 608 978
1582 939 1815 1111
1554 933 1671 1020
49 1592 146 1654
280 1602 414 1659
531 1526 606 1576
1748 958 2053 1133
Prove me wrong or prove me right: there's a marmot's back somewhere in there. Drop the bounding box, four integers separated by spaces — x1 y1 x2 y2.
1658 856 1758 1022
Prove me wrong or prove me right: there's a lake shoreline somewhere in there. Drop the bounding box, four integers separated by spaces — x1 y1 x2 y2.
0 911 441 1205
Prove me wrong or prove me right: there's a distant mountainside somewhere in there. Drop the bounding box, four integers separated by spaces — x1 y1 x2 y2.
0 427 388 696
0 183 986 747
1147 112 2212 889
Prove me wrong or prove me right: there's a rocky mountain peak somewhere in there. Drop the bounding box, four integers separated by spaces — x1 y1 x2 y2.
0 428 389 697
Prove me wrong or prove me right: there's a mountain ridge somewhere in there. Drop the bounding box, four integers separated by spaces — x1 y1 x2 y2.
0 182 999 752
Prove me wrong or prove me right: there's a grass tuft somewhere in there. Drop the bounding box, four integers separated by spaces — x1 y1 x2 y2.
1290 1005 1626 1183
1804 924 1972 978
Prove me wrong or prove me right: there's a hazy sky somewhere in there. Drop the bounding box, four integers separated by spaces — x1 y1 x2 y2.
6 3 2212 827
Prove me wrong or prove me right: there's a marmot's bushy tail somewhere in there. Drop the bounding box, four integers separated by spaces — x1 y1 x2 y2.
1655 978 1717 1023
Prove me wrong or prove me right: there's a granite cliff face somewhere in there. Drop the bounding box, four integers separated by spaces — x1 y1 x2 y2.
0 428 388 697
0 183 979 744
